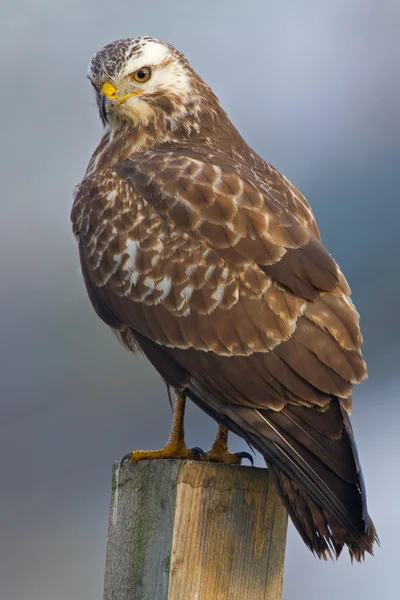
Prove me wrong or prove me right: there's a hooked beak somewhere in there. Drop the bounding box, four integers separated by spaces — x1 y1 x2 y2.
101 94 109 123
100 81 143 123
100 81 117 124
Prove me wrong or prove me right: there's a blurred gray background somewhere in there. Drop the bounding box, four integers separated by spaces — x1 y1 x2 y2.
1 0 399 598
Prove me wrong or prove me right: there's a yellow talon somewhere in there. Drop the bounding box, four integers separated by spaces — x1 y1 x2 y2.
206 425 253 465
122 394 252 467
128 439 193 464
125 391 194 465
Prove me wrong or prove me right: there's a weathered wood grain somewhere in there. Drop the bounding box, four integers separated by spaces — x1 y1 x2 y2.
103 460 181 600
103 460 287 600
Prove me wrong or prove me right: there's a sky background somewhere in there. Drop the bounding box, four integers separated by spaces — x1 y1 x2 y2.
1 1 399 598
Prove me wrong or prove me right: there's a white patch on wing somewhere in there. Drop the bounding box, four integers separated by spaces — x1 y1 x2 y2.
130 270 139 285
205 266 215 281
143 277 155 291
107 191 117 202
185 264 198 277
211 284 226 303
154 240 164 253
181 284 194 301
155 276 172 302
123 240 139 272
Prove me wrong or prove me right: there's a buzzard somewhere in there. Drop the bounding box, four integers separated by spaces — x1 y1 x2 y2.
71 36 376 560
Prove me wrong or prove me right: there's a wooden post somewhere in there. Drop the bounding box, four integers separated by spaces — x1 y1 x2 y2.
104 460 288 600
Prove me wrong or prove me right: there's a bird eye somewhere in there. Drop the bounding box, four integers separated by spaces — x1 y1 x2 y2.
132 67 151 83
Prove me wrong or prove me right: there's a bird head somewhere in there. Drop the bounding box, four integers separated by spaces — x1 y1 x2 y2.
88 37 218 134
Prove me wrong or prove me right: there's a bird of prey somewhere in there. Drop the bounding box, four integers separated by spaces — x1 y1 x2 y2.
71 36 376 560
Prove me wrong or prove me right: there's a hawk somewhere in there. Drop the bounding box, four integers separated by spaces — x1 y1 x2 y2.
71 36 377 560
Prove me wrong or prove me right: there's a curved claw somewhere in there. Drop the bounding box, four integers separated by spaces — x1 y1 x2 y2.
120 452 132 467
190 446 207 460
235 451 254 466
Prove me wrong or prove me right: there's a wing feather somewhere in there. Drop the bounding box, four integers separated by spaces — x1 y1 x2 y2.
72 145 374 560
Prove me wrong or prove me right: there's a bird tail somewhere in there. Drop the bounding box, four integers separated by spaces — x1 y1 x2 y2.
242 403 378 561
268 464 377 561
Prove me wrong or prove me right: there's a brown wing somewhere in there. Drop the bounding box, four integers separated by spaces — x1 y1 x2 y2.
71 148 375 559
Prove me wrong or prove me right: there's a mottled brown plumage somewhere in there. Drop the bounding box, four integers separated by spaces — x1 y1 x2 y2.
72 36 376 560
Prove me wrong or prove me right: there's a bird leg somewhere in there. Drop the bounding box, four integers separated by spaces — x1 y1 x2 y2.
205 425 253 465
122 391 200 465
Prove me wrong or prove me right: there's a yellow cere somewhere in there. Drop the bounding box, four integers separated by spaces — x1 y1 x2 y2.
100 81 143 107
101 82 117 98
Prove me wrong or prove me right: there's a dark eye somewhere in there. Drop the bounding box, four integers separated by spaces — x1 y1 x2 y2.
132 67 151 83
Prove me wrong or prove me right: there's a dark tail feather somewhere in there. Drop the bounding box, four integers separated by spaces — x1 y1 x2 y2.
268 465 377 561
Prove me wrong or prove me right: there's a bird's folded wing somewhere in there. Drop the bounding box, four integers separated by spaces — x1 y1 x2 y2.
72 148 366 402
117 148 352 301
72 149 374 556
